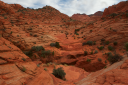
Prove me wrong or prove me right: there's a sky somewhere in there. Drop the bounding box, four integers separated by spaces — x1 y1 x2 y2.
1 0 127 16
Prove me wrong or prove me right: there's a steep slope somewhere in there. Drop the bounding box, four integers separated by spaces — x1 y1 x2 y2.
102 1 128 17
71 11 103 22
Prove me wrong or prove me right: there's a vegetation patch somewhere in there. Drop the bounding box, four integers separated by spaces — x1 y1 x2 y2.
98 46 104 50
86 41 93 46
86 58 91 62
23 51 33 58
94 50 98 54
107 53 123 64
108 45 114 51
113 41 118 46
105 41 109 45
50 42 60 48
41 50 54 58
98 58 102 62
125 42 128 51
31 46 45 52
52 67 66 80
84 51 88 56
21 66 26 72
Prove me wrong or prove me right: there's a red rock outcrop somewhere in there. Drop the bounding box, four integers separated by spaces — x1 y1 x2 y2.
0 0 128 85
71 13 90 22
102 1 128 17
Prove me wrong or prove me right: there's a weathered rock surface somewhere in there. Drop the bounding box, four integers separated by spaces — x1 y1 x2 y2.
0 0 128 85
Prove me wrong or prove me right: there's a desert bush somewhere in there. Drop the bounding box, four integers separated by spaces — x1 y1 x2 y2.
126 13 128 17
101 38 105 42
23 51 33 57
52 67 66 80
34 34 37 37
90 51 93 54
98 58 102 62
82 42 86 46
113 41 118 46
75 29 80 32
107 52 112 56
94 50 98 54
84 51 88 56
109 13 118 18
50 42 60 48
86 41 93 46
86 58 91 62
41 50 54 58
75 32 79 35
31 46 45 52
21 66 26 72
98 46 104 50
22 58 26 61
93 41 96 45
55 42 60 48
44 68 47 71
108 45 114 51
108 53 123 64
50 43 56 47
125 42 128 51
105 41 109 45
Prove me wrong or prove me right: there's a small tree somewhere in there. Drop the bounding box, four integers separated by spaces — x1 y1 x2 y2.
52 67 66 80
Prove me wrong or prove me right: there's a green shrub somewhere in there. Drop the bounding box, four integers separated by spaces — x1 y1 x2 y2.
105 41 109 45
50 43 56 47
30 33 32 36
37 64 40 67
84 51 88 56
105 60 107 63
98 46 104 50
86 58 91 62
126 13 128 17
94 50 98 54
41 50 53 58
98 58 102 62
107 52 112 56
55 42 60 48
42 50 51 55
22 58 26 61
125 42 128 51
108 53 123 64
90 51 93 54
52 67 66 80
75 32 79 35
109 13 117 18
93 41 96 45
75 29 80 32
101 38 105 42
108 45 114 51
104 66 107 68
44 68 47 71
86 41 93 46
27 28 32 30
82 42 86 46
113 41 117 46
34 34 37 37
23 51 33 57
21 66 26 72
31 46 45 52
